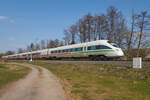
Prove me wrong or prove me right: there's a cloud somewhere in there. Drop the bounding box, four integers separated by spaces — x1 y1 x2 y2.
0 16 7 20
8 37 16 41
9 19 15 23
0 16 15 23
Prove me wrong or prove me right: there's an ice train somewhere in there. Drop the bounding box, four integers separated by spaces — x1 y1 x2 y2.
3 40 124 60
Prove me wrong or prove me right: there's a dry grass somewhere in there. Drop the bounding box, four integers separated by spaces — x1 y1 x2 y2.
25 61 150 100
0 59 5 64
0 63 31 89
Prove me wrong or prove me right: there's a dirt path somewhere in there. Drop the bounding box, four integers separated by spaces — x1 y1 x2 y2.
0 63 67 100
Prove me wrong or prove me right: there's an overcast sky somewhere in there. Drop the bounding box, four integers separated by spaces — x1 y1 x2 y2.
0 0 150 53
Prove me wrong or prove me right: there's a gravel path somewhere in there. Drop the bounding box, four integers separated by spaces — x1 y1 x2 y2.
0 63 67 100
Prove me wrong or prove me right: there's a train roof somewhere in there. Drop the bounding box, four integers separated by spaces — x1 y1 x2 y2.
48 40 108 51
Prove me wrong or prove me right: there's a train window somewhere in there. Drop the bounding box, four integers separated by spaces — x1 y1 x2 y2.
100 45 111 49
88 45 112 50
108 41 119 48
66 49 69 52
62 50 65 53
63 50 65 53
60 50 63 53
72 48 75 52
68 49 71 52
57 50 60 53
64 49 67 52
88 46 91 50
88 46 96 50
96 45 101 49
75 47 82 51
111 43 118 48
54 50 57 53
91 46 96 50
75 48 78 51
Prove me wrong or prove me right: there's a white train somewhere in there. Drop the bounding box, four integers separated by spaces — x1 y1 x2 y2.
3 40 124 60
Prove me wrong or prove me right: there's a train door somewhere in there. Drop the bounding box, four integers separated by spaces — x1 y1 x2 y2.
83 45 87 56
47 50 49 56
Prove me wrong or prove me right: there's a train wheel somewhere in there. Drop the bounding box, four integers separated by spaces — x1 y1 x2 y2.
99 56 107 61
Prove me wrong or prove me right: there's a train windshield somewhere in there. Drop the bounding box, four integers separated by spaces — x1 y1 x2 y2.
107 41 119 48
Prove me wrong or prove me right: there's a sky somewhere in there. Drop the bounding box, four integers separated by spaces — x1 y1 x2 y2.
0 0 150 53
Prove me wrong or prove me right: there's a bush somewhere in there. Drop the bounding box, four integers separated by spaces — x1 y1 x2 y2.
125 49 150 60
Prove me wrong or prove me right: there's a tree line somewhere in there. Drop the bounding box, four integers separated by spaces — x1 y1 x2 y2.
63 6 150 50
1 6 150 59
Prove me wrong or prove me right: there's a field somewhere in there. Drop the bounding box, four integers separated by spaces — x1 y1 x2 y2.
30 61 150 100
0 63 31 89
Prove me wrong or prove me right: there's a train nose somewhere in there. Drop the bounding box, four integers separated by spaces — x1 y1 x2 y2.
115 48 124 56
118 48 124 56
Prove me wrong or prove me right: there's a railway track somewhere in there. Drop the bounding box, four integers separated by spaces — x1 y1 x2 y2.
41 60 150 67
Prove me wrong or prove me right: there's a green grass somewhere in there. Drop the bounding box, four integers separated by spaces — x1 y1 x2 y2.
27 61 150 100
0 63 31 89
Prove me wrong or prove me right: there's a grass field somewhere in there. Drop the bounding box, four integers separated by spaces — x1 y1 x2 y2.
29 61 150 100
0 63 31 89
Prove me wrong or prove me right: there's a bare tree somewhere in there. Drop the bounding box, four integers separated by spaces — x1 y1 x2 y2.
59 41 64 46
134 11 150 56
78 18 87 43
116 17 127 48
30 43 35 51
54 39 60 47
35 43 40 50
96 14 108 40
91 16 97 41
69 24 78 44
128 10 135 50
85 13 93 42
47 39 60 48
63 29 71 45
107 6 122 42
26 45 31 52
106 6 128 50
41 40 46 49
5 51 15 55
135 11 150 50
0 53 4 58
18 48 24 53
